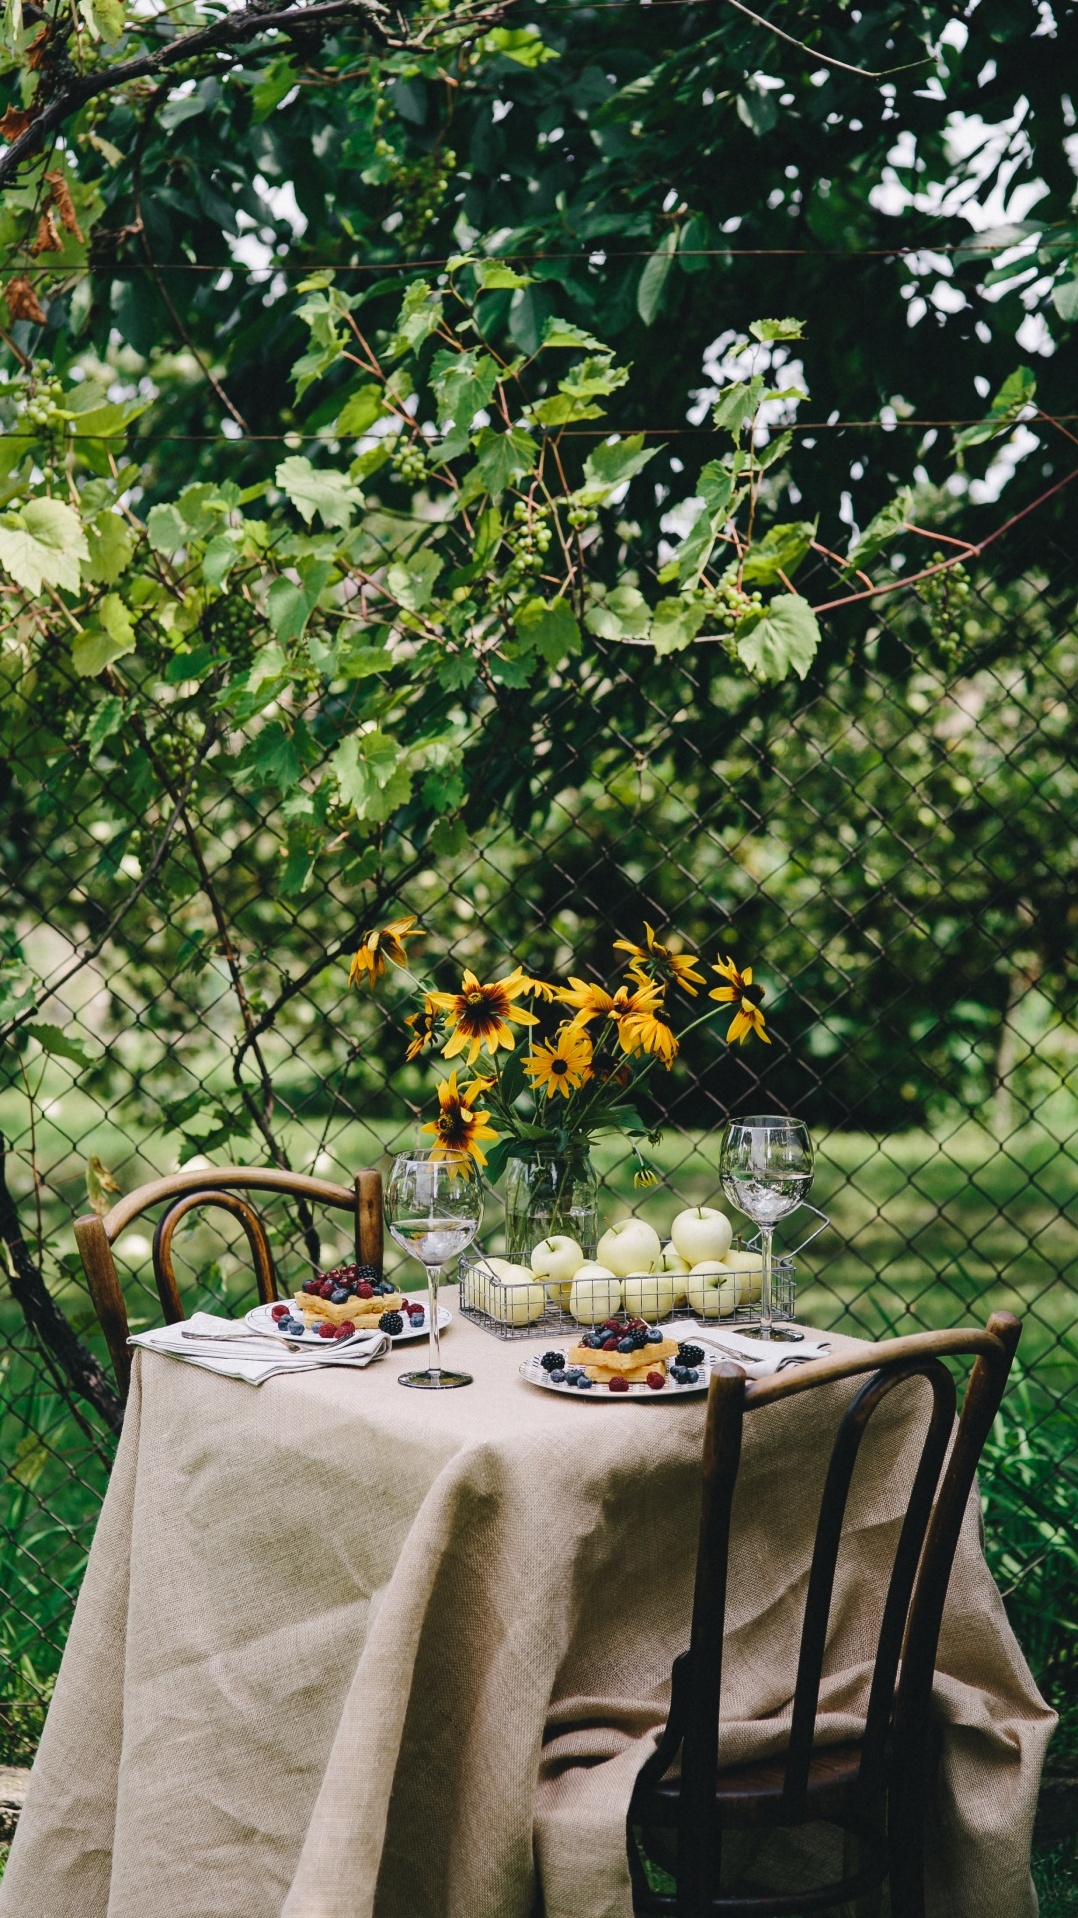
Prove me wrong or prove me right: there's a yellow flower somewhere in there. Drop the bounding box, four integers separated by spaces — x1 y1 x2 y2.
522 1026 593 1099
520 975 558 1001
709 956 771 1046
556 978 636 1027
428 966 539 1065
404 996 441 1062
348 915 422 990
613 922 706 996
421 1070 500 1166
618 984 678 1066
633 1166 660 1189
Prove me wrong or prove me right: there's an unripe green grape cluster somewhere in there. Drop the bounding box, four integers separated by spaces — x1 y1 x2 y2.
202 593 261 655
19 371 65 434
567 504 598 532
702 579 764 629
506 500 553 578
920 555 972 665
392 438 428 486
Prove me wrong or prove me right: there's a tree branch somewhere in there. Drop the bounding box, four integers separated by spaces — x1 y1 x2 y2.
0 1133 125 1437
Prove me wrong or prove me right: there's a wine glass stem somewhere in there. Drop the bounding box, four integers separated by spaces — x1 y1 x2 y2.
760 1226 773 1342
425 1264 442 1374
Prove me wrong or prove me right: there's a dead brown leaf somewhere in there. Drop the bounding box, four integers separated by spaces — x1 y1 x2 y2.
30 209 62 255
45 169 84 242
26 25 50 70
0 105 39 144
5 276 47 324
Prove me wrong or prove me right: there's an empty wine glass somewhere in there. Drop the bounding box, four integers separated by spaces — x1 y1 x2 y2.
386 1151 483 1389
719 1115 814 1341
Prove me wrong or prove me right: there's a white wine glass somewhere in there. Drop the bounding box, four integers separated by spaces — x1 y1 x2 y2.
719 1115 814 1341
385 1151 483 1389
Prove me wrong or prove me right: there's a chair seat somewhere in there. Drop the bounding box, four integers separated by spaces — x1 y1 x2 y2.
633 1740 877 1829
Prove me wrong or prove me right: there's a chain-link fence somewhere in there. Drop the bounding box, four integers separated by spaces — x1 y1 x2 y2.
2 520 1077 1762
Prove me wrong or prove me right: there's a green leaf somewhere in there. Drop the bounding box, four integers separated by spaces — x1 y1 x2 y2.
739 520 816 586
736 593 820 682
845 488 913 572
387 549 442 612
275 456 362 530
430 347 500 454
251 56 299 122
203 534 241 589
712 376 764 436
72 594 136 676
146 503 187 554
525 393 605 427
332 728 408 821
266 558 331 642
585 585 650 641
737 81 778 137
475 262 533 290
239 718 309 791
954 366 1037 451
577 433 658 505
1051 276 1078 322
25 1022 93 1069
673 462 737 587
474 426 537 497
0 499 88 594
514 596 582 664
637 231 676 326
82 694 125 753
84 510 135 585
651 596 707 658
541 318 608 351
335 383 385 436
749 316 805 344
387 281 444 359
558 354 629 400
479 24 558 65
71 398 149 439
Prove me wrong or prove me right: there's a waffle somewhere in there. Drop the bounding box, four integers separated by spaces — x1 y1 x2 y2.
295 1291 403 1327
567 1336 678 1374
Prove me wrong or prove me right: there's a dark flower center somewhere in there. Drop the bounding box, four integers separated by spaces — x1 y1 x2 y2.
742 982 765 1006
551 1059 568 1074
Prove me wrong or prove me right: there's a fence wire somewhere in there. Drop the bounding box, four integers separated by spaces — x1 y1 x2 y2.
2 518 1077 1760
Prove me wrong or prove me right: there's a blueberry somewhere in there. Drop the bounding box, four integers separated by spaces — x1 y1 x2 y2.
565 1367 584 1381
647 1328 664 1343
549 1368 566 1384
670 1366 686 1384
617 1337 634 1354
686 1368 700 1384
578 1376 594 1389
331 1288 349 1304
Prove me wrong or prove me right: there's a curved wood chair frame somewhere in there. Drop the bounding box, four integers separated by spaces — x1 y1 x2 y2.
74 1165 383 1402
626 1311 1021 1918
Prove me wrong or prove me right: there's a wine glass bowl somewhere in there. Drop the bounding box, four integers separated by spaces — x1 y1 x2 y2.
720 1115 814 1341
386 1151 483 1388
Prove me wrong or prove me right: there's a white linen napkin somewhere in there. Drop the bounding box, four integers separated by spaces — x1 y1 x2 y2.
673 1320 832 1379
129 1311 391 1385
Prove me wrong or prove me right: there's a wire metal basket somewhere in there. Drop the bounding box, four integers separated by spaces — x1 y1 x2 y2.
458 1204 829 1341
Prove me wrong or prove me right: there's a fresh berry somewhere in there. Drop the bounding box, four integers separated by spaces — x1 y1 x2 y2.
337 1320 356 1337
647 1328 664 1343
376 1281 393 1295
602 1337 620 1351
627 1318 647 1331
577 1376 594 1389
617 1338 634 1354
686 1368 700 1384
354 1264 378 1282
319 1280 335 1299
303 1279 320 1295
357 1282 374 1299
331 1287 349 1304
270 1304 289 1321
609 1375 630 1393
317 1321 336 1338
630 1332 648 1351
670 1366 685 1383
677 1344 705 1367
540 1351 566 1373
646 1371 665 1390
408 1303 424 1319
603 1318 622 1332
548 1368 567 1384
379 1310 404 1335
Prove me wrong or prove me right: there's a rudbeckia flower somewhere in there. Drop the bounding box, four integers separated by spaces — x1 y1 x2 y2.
618 985 679 1066
421 1071 500 1166
428 966 539 1065
613 922 706 996
348 915 422 990
522 1026 593 1099
404 997 441 1062
709 956 770 1045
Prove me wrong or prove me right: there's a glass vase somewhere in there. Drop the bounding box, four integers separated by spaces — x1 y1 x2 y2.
502 1142 599 1266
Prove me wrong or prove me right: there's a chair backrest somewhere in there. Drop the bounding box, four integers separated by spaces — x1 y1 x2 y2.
658 1313 1020 1915
74 1165 383 1401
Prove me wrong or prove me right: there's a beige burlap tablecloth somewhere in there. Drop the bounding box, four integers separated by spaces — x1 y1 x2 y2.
0 1294 1054 1918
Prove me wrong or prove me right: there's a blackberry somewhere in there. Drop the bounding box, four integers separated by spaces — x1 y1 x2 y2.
677 1344 704 1367
540 1351 566 1373
379 1311 404 1335
354 1264 378 1282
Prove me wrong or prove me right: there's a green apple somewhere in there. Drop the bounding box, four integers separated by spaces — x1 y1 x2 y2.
670 1206 733 1266
493 1274 549 1326
596 1218 662 1278
622 1272 676 1321
685 1261 743 1319
660 1241 691 1307
720 1248 764 1303
530 1234 585 1305
570 1269 623 1324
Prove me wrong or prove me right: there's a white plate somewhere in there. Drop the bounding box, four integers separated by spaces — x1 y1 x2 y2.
519 1350 716 1400
246 1300 451 1347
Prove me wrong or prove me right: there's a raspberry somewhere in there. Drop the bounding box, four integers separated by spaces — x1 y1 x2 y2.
336 1321 356 1338
357 1282 374 1299
270 1304 289 1320
646 1371 666 1390
602 1337 619 1351
602 1318 622 1332
317 1321 336 1338
319 1280 335 1299
609 1375 630 1393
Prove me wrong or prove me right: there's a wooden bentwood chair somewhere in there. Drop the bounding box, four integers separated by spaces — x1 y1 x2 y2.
626 1311 1021 1918
74 1165 384 1402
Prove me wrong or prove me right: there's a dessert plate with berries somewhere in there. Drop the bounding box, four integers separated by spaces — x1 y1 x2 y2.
520 1323 716 1398
246 1261 450 1348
